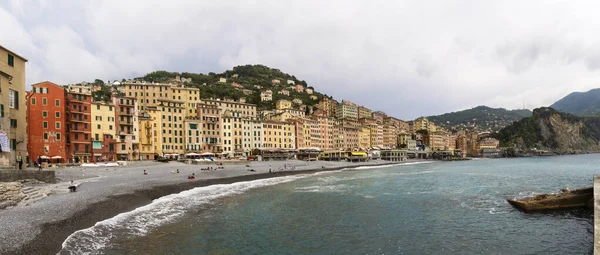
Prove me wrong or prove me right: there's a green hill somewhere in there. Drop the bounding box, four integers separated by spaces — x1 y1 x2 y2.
550 88 600 116
426 106 531 132
140 65 331 110
491 107 600 154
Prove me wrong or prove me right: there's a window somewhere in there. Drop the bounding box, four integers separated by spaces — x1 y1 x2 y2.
121 144 126 150
31 98 36 105
55 99 60 106
42 98 47 105
55 112 60 118
43 122 48 128
42 111 48 118
9 90 18 109
56 122 61 129
95 134 99 141
96 105 100 110
56 133 61 140
43 133 48 140
0 104 3 117
97 124 101 129
84 134 88 140
109 125 113 130
8 54 14 67
9 119 17 128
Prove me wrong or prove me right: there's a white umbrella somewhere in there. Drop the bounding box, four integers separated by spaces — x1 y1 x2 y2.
185 153 201 156
40 155 49 159
51 156 62 159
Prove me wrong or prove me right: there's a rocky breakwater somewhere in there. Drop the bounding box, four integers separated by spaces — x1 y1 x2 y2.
0 182 25 209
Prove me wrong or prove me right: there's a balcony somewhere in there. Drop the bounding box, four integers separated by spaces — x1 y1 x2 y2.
69 129 90 133
119 121 134 126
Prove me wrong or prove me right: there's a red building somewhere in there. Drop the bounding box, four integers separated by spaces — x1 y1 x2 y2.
26 81 68 164
66 85 92 163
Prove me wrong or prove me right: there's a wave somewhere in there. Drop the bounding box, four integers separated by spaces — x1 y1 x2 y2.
60 174 309 254
352 161 433 170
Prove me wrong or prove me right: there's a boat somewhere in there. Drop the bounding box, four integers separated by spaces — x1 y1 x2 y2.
507 187 593 213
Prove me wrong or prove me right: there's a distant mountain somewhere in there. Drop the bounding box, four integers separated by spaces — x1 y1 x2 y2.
491 107 600 154
427 106 532 132
140 65 331 110
550 88 600 116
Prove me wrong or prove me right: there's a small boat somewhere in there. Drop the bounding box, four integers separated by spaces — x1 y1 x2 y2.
507 187 593 213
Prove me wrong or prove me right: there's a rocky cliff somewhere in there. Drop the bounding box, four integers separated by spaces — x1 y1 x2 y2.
492 107 600 154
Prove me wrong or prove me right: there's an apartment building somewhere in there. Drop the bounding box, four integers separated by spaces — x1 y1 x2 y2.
198 103 222 153
113 97 139 160
66 84 92 163
27 81 67 164
221 110 244 156
184 118 202 153
358 106 372 119
138 111 156 160
0 45 27 167
157 99 185 157
275 99 292 110
262 120 295 149
91 101 116 162
336 102 358 120
202 98 257 119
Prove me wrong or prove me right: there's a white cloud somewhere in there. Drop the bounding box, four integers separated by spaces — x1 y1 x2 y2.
3 0 600 119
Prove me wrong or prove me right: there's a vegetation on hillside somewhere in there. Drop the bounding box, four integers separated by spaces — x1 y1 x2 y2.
550 88 600 116
139 65 329 110
427 105 532 132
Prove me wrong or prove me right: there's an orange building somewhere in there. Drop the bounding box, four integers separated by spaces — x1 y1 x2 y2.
27 81 68 163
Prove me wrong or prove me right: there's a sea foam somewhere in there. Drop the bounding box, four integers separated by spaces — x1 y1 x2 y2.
59 174 309 254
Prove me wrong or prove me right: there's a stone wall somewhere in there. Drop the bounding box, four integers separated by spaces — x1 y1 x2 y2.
0 170 56 183
0 182 25 209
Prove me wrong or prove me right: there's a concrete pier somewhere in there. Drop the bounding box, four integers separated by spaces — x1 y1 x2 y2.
594 175 600 255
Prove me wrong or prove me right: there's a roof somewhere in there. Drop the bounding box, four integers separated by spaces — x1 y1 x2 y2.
31 81 63 89
0 45 28 62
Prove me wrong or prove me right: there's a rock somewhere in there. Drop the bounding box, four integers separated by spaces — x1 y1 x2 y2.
0 182 26 209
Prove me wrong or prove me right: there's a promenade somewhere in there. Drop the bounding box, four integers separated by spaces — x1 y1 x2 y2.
0 159 423 255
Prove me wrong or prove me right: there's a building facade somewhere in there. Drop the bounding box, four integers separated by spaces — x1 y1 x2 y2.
0 46 27 167
27 81 67 164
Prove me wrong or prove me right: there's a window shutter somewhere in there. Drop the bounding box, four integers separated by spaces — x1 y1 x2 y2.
0 104 3 117
14 91 19 109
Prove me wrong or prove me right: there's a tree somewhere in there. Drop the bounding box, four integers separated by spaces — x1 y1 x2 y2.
93 79 105 86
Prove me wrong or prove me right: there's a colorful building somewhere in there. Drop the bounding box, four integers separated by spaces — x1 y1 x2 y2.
198 102 222 153
66 84 93 163
113 97 139 160
0 45 27 167
27 81 67 164
91 101 116 162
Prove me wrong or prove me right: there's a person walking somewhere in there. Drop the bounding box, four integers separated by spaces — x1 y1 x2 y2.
269 165 272 174
16 152 23 170
37 156 43 171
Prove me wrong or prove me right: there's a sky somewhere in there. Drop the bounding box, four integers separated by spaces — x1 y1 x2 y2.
3 0 600 120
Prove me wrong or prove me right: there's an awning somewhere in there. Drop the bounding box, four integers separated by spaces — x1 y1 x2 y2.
51 156 63 159
40 156 49 159
185 153 200 156
351 152 367 157
200 152 215 156
93 153 102 156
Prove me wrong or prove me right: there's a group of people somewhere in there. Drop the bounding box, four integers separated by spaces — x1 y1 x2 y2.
143 169 195 179
15 152 43 171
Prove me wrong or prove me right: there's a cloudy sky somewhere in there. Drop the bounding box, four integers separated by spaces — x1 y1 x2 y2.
3 0 600 119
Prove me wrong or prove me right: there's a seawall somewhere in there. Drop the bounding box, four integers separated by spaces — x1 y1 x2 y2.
0 170 55 183
594 175 600 255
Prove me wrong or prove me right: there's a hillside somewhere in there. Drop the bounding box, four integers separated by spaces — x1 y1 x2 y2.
140 65 331 110
550 88 600 116
426 106 531 132
491 107 600 154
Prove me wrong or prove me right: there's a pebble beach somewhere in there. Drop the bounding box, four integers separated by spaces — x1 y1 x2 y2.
0 159 425 255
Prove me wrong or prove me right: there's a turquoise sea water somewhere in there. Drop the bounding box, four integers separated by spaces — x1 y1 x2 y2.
61 155 599 254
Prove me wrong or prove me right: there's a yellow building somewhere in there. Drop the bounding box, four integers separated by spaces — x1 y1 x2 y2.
275 99 292 110
358 106 372 119
413 117 436 132
221 110 244 156
0 45 27 167
184 118 202 153
138 111 156 160
202 98 257 119
91 102 116 142
336 103 358 120
262 120 295 149
158 99 185 157
425 131 445 151
359 127 371 149
168 85 200 118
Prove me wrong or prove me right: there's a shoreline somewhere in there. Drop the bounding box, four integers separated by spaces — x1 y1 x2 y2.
4 160 425 255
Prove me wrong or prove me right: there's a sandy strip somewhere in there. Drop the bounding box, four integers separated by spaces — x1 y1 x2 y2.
0 159 429 255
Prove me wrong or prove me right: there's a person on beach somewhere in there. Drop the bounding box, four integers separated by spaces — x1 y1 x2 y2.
269 165 272 173
143 169 148 175
68 180 77 192
16 152 23 170
176 169 179 174
37 156 42 171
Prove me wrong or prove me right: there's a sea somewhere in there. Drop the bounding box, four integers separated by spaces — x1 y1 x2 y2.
59 154 599 255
